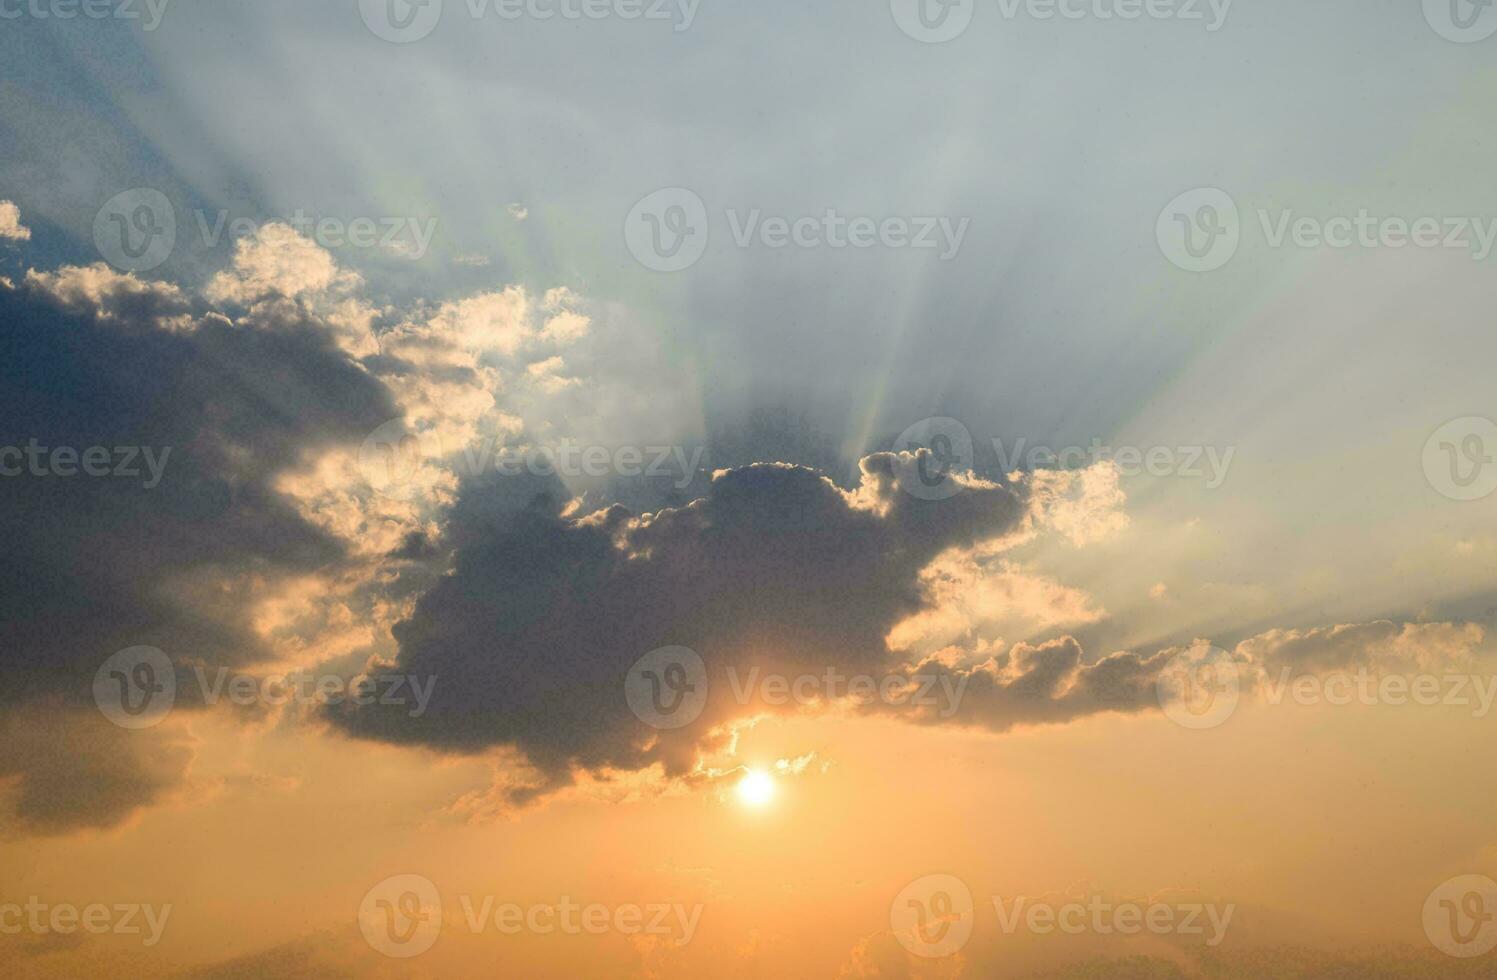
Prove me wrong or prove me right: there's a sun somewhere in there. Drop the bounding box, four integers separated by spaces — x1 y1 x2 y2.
736 769 776 807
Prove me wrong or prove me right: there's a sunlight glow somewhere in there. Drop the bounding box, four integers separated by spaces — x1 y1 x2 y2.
736 769 776 807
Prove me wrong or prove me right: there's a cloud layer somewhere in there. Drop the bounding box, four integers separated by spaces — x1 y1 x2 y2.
1 216 1489 835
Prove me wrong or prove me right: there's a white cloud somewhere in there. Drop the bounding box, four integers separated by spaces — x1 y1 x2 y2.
0 200 29 242
204 223 377 356
888 555 1105 655
25 264 192 331
205 222 357 304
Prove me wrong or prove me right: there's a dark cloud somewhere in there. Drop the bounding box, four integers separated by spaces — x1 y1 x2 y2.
328 454 1029 791
0 275 395 706
2 258 1485 836
893 637 1173 732
0 272 396 830
893 619 1487 734
331 435 1489 804
0 702 194 836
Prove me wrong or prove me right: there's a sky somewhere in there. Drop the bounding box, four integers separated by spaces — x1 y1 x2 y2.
3 0 1497 976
